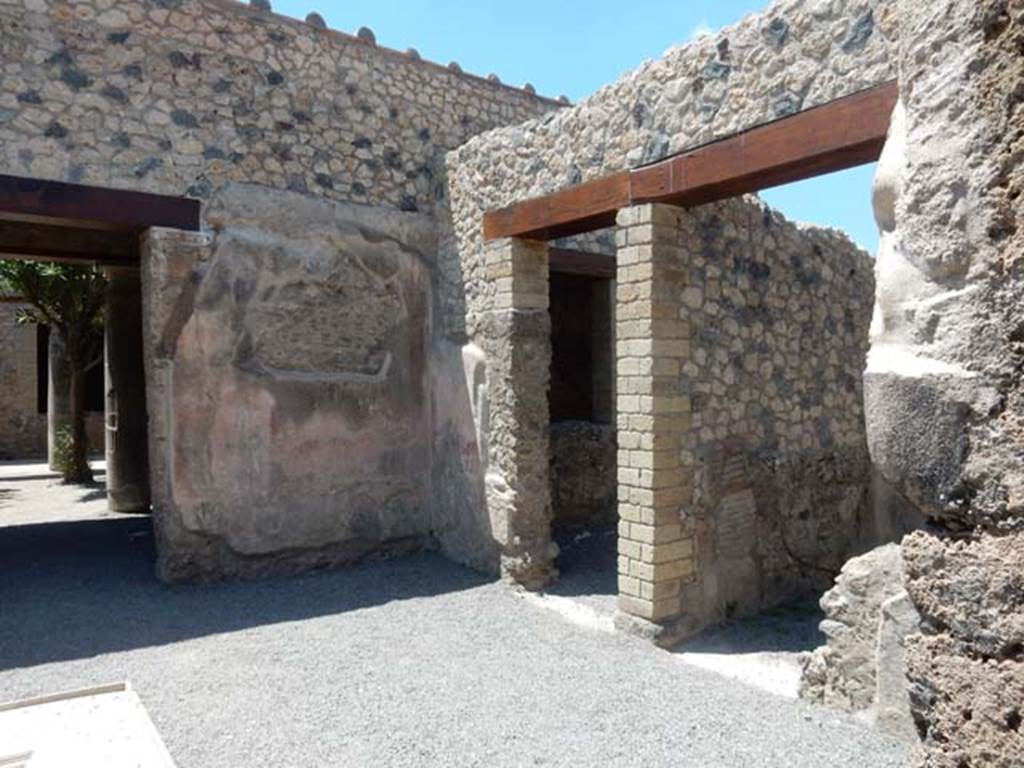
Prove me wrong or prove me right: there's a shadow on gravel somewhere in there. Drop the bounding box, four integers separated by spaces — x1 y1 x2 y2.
546 523 617 600
0 517 488 671
0 473 60 483
670 601 826 655
546 521 825 659
0 479 107 510
73 485 108 504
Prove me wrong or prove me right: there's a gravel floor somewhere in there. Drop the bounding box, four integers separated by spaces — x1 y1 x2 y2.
0 465 909 767
547 524 828 698
0 459 110 526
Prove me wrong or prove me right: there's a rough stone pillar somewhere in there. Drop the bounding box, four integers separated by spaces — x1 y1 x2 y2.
104 266 150 513
480 237 556 589
591 278 616 424
863 3 1024 766
613 204 696 644
141 227 214 581
46 330 72 470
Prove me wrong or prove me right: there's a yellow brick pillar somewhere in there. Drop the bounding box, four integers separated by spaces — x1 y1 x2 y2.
614 204 696 643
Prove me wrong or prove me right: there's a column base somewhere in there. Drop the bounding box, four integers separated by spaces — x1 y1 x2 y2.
614 611 696 649
501 551 559 592
107 485 151 514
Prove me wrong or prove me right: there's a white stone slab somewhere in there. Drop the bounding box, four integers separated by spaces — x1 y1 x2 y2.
0 682 175 768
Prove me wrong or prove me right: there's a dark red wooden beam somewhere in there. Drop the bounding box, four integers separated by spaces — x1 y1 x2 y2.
630 82 898 206
549 248 616 279
483 172 631 242
0 174 200 233
483 81 898 242
0 220 138 265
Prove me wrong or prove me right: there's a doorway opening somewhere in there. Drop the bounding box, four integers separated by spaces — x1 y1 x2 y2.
547 249 617 602
481 82 902 642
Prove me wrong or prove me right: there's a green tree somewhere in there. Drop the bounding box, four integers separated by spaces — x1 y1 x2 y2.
0 261 106 484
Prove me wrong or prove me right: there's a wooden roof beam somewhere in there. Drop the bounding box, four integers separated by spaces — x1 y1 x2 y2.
630 81 897 206
483 81 898 242
0 220 139 266
0 174 200 233
483 172 631 242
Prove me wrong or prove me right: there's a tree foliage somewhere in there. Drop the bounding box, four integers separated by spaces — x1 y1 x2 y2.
0 260 107 483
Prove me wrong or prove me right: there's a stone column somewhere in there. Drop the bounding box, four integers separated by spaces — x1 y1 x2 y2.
614 204 696 644
479 237 555 589
47 330 72 470
104 266 150 513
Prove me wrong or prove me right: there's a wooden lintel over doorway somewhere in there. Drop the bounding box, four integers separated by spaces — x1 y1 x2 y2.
0 174 201 234
549 248 616 280
0 174 201 266
0 220 139 266
485 172 631 244
483 81 898 242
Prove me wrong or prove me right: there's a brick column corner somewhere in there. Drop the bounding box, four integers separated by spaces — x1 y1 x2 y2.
613 204 697 645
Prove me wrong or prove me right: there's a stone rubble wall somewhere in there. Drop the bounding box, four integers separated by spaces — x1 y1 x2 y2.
549 421 617 528
614 198 885 635
800 543 921 742
902 531 1024 765
864 1 1024 766
0 0 557 216
691 203 882 618
444 0 897 340
0 302 45 459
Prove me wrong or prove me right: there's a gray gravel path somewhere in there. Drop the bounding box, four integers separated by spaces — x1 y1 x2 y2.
0 470 909 767
0 459 110 526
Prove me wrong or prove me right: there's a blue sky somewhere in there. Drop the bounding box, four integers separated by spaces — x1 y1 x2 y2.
274 0 879 253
